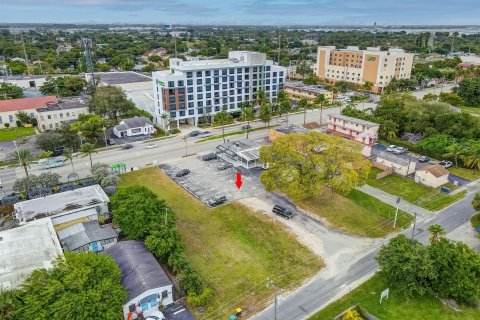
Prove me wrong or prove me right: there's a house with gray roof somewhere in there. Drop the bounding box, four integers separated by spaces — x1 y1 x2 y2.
113 116 154 138
376 151 416 176
57 221 118 253
104 240 173 320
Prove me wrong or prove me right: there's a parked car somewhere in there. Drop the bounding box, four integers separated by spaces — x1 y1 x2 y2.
121 144 133 150
188 130 201 137
52 147 67 157
386 145 397 152
241 124 251 130
206 195 227 207
393 146 408 155
202 153 217 161
107 138 116 145
175 169 190 177
217 162 232 170
272 205 293 220
439 160 453 168
144 311 165 320
146 144 157 149
417 155 430 163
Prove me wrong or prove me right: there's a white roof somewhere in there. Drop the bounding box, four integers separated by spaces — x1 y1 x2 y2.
14 185 109 223
0 218 64 290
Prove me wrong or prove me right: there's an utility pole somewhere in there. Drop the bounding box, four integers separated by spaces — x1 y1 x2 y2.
410 212 417 243
267 278 280 320
21 33 30 75
393 197 401 228
82 38 96 93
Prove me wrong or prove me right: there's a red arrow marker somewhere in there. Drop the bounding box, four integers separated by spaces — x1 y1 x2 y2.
235 172 243 189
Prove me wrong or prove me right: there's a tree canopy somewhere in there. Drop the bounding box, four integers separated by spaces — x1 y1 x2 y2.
457 78 480 107
0 83 23 100
89 85 135 123
259 132 371 200
0 252 126 320
39 76 87 97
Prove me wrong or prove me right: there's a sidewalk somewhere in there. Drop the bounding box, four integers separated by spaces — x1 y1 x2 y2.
356 184 432 219
451 178 480 195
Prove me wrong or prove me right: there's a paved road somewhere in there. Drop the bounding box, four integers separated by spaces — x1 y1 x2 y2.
252 188 479 320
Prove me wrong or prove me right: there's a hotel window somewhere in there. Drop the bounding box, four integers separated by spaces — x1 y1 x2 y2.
187 72 193 78
229 68 234 74
169 104 176 111
198 108 204 114
189 109 194 115
168 88 175 95
179 96 185 102
178 80 184 86
237 68 242 73
206 93 211 99
179 103 186 109
214 77 220 83
197 101 204 107
222 76 227 82
168 81 175 88
196 71 202 77
197 86 203 92
178 88 185 94
253 67 258 72
214 84 219 90
169 97 176 103
205 78 211 84
197 79 203 85
197 93 203 99
187 79 193 85
214 69 219 76
47 115 51 120
206 85 211 92
170 111 176 118
205 70 211 76
188 102 194 108
187 87 193 93
222 69 227 75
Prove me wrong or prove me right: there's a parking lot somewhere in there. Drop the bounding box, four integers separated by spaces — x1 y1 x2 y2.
159 151 266 207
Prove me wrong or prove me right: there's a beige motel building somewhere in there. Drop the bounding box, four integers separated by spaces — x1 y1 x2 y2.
316 46 414 93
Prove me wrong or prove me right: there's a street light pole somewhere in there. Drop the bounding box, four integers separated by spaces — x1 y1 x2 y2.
267 278 280 320
410 212 417 243
13 140 22 168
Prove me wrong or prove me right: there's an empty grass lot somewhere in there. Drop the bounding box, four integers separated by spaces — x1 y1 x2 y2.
309 275 480 320
296 187 412 238
119 167 323 318
0 127 35 142
367 168 467 211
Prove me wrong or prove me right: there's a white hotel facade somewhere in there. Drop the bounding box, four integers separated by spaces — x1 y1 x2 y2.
152 51 286 126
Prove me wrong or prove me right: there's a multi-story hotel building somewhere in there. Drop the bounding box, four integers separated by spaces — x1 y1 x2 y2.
316 46 414 92
327 114 379 146
152 51 286 126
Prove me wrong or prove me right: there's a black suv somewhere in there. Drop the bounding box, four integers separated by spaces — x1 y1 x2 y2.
121 144 133 150
206 195 227 207
175 169 190 177
202 153 217 161
272 205 293 219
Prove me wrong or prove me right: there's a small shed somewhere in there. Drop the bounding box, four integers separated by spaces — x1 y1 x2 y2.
415 164 449 188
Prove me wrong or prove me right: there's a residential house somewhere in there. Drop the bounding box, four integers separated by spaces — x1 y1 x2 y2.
104 241 174 320
113 116 155 138
0 96 57 128
415 164 449 188
36 96 89 131
14 185 110 231
0 218 63 290
57 220 118 253
376 151 416 176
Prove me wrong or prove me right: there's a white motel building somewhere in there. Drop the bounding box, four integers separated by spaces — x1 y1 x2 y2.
152 51 287 126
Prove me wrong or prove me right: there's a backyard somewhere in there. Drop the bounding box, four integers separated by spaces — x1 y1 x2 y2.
0 127 35 142
296 187 413 238
367 168 467 211
309 275 480 320
119 167 323 319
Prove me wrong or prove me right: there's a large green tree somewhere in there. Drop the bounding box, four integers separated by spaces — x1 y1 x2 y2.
0 83 23 100
71 114 108 143
111 185 172 239
89 85 135 123
376 235 436 298
428 238 480 303
8 252 126 320
259 132 371 200
457 78 480 107
39 76 87 97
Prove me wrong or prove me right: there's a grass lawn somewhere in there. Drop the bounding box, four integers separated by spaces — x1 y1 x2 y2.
295 187 412 238
367 168 467 211
448 167 480 181
458 105 480 116
309 275 480 320
0 127 35 142
195 126 273 143
119 167 323 318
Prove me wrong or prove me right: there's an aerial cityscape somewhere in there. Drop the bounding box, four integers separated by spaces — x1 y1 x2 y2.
1 1 480 320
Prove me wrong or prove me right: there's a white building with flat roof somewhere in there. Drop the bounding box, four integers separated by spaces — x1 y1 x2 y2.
0 218 63 290
152 51 287 126
14 185 110 231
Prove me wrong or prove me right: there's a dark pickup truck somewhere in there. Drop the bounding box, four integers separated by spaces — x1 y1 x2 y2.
272 205 293 219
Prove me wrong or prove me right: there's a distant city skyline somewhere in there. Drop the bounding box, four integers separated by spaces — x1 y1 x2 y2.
1 0 479 26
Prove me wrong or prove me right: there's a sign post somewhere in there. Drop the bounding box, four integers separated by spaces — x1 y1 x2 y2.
394 197 401 228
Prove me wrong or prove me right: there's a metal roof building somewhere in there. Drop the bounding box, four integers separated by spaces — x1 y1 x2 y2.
104 240 174 320
0 218 64 290
57 221 118 253
217 139 262 169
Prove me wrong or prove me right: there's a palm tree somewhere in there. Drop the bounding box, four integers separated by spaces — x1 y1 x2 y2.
464 145 480 172
298 98 311 124
80 143 97 168
259 103 272 129
63 151 75 172
472 192 480 212
160 113 170 133
363 81 374 93
314 94 327 126
255 89 269 108
12 148 34 177
241 107 255 139
443 143 464 167
427 224 445 245
215 107 233 143
182 135 188 157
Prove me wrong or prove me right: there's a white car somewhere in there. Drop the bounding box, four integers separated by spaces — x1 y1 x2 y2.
439 160 453 168
144 311 165 320
386 145 397 152
145 144 157 149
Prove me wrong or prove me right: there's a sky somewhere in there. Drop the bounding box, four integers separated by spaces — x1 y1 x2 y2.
0 0 479 25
